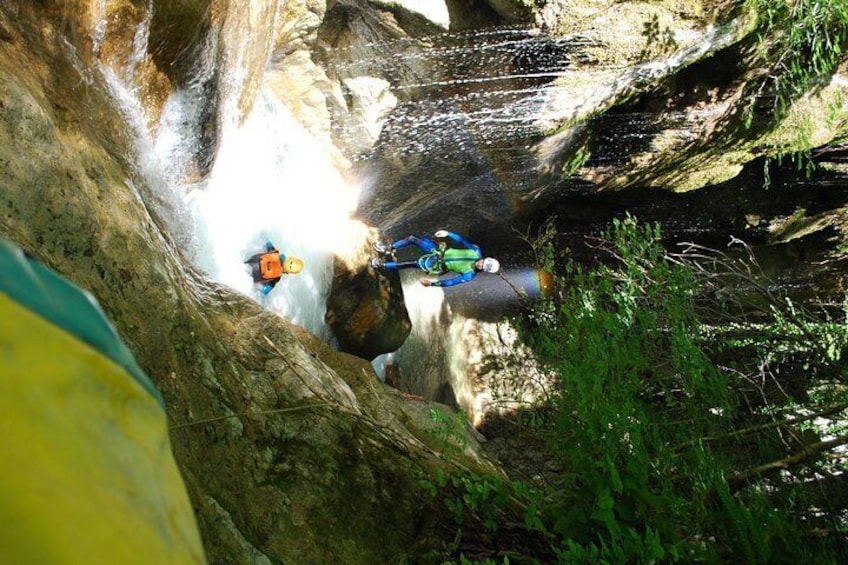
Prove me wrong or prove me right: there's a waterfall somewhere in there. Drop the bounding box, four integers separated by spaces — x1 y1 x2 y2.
380 267 551 422
84 7 744 421
188 88 358 338
351 18 753 419
89 5 362 339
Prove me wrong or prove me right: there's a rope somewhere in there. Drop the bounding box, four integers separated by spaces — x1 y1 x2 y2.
498 271 530 303
417 251 445 275
169 402 340 430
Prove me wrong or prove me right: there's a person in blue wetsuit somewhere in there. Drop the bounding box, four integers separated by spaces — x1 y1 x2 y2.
371 230 500 287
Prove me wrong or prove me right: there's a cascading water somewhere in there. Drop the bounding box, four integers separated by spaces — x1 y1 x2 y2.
188 88 359 338
339 27 598 416
343 19 747 420
90 6 363 340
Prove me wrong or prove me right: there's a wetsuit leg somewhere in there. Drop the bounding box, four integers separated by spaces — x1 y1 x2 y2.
252 263 264 282
245 253 263 281
384 260 419 271
392 236 437 254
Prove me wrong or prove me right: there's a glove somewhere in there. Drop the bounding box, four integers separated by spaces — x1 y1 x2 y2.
434 230 449 238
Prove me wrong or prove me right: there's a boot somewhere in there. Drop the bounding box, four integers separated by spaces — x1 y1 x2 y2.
372 241 393 256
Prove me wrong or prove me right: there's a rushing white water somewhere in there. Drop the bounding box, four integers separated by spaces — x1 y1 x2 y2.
90 0 108 56
187 88 361 338
90 8 363 339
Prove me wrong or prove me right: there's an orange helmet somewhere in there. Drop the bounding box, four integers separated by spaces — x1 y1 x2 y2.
282 256 304 274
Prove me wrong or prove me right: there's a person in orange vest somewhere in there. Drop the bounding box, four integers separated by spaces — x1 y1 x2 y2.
244 241 304 294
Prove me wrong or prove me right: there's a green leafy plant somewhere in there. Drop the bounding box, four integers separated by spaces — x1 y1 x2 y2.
746 0 848 122
425 408 469 458
742 0 848 178
505 214 847 562
424 215 847 563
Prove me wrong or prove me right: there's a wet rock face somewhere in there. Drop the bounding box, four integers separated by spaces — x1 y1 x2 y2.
325 236 411 360
148 0 213 87
0 5 480 564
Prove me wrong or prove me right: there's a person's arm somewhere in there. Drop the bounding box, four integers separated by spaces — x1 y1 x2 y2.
435 230 480 253
425 271 476 287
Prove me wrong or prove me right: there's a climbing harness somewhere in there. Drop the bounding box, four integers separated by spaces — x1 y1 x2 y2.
417 248 446 275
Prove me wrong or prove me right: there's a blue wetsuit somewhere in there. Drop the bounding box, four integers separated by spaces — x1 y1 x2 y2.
384 232 483 287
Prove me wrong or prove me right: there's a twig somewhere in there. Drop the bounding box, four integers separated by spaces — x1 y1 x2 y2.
727 433 848 493
674 402 848 451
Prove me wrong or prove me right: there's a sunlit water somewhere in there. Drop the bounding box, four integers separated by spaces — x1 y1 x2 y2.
340 22 742 204
333 27 590 164
187 89 361 339
335 22 740 414
91 10 363 340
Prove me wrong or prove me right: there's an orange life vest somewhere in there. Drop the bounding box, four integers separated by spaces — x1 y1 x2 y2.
259 252 284 280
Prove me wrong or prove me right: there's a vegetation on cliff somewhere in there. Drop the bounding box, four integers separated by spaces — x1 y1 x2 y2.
419 215 847 564
745 0 848 127
741 0 848 177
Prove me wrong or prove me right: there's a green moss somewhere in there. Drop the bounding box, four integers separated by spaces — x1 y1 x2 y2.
663 149 753 192
767 208 836 244
761 77 848 153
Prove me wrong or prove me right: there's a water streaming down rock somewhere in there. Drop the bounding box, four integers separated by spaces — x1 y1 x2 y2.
87 2 204 260
348 26 590 417
350 17 754 238
90 3 364 339
188 88 361 339
74 4 841 430
91 13 721 379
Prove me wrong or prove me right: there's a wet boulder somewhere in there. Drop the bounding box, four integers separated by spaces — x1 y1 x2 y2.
325 232 411 360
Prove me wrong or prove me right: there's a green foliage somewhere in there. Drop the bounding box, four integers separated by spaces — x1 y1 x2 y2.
715 482 771 564
518 215 736 561
746 0 848 124
639 13 679 60
743 0 848 179
420 410 551 563
713 296 848 366
425 408 469 458
423 410 510 529
563 145 591 178
421 216 847 563
511 215 845 562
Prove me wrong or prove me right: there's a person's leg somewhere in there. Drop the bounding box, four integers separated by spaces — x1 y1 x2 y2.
392 236 437 253
384 260 419 270
249 262 263 282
